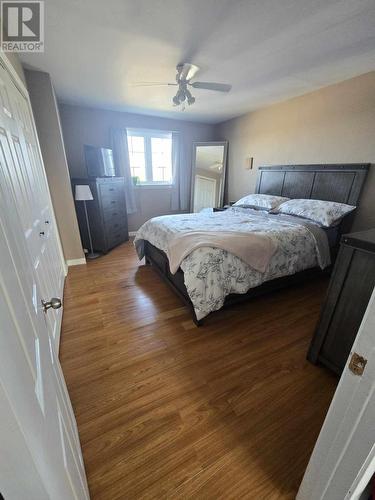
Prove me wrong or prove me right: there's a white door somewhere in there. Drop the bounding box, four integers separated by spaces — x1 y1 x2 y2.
0 56 89 499
0 60 66 349
297 286 375 500
193 175 217 212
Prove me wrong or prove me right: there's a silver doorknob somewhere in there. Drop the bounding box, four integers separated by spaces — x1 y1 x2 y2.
41 297 62 312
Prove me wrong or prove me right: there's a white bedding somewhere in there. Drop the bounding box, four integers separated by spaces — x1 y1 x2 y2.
134 207 330 320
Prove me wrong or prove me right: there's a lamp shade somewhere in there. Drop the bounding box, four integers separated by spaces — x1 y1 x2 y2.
75 185 93 201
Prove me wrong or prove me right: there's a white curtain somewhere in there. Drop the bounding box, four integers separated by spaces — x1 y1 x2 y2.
111 128 137 214
171 132 190 211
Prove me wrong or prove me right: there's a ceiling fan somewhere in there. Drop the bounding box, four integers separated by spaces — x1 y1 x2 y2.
132 63 232 109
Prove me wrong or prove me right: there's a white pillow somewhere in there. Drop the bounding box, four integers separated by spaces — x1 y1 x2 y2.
276 199 356 227
234 194 289 210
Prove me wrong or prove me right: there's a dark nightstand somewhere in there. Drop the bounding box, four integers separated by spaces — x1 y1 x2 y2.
307 229 375 375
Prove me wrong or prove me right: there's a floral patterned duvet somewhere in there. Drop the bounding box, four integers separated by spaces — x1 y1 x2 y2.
134 207 330 320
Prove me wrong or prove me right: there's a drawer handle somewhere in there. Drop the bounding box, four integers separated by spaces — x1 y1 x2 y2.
112 212 118 216
111 200 116 204
114 224 119 228
109 188 114 191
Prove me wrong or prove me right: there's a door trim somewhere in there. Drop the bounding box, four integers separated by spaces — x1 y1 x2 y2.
67 258 87 266
0 53 28 97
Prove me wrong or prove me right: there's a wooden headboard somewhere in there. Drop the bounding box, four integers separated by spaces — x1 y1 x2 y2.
255 164 369 206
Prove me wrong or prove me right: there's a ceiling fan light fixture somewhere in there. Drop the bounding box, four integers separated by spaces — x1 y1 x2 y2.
176 88 185 102
132 62 231 110
185 89 195 106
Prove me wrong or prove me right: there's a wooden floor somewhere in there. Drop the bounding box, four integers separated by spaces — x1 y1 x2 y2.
60 241 338 500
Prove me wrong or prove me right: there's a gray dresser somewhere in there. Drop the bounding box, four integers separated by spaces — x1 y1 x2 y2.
72 177 129 254
308 229 375 375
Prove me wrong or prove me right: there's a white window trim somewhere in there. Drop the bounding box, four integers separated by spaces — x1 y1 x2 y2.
127 128 173 186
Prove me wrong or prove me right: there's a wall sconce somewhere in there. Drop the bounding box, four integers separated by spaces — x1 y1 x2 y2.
245 156 254 170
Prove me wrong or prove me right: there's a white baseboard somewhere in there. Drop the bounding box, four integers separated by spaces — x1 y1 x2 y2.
129 231 137 237
66 257 87 266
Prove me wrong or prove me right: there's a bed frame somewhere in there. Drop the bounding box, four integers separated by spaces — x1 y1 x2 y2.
144 164 369 325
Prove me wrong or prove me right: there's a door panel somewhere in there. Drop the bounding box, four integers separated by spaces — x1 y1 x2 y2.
3 63 64 348
194 175 217 212
0 57 89 498
23 106 64 347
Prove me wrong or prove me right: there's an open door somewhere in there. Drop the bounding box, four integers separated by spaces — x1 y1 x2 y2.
298 286 375 500
0 55 89 498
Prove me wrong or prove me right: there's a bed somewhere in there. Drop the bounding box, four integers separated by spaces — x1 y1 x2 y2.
135 164 369 325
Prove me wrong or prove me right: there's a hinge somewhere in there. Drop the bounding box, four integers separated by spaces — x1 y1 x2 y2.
348 352 367 376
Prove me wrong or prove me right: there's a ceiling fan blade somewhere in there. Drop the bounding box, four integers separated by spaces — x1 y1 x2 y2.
190 82 232 92
129 82 177 87
177 63 199 81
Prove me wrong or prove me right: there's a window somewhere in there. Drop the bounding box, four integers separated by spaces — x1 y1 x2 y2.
127 129 173 185
127 135 146 182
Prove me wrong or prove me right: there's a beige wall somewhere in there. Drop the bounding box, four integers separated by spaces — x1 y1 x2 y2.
217 72 375 231
59 103 216 231
25 70 85 262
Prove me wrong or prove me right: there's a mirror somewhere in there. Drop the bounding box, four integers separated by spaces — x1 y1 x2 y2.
191 141 228 212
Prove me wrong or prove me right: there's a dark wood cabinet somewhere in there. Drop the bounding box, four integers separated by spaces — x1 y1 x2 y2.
308 229 375 375
72 177 129 254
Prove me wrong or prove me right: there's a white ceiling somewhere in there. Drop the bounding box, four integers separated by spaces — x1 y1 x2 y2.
21 0 375 124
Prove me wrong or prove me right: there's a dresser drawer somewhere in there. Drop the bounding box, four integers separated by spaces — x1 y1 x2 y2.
106 228 127 249
104 218 126 235
102 207 125 223
99 182 124 198
101 194 126 212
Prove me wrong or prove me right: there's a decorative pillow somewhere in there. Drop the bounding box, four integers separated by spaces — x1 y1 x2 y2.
233 194 289 211
275 199 356 227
